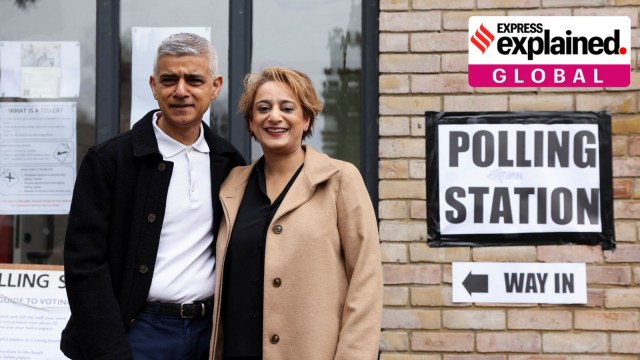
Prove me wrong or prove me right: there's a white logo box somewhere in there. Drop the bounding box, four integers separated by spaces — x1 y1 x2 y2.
468 16 631 87
468 16 631 65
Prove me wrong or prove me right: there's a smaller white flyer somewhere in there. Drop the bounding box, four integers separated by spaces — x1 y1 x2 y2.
0 265 70 360
0 102 77 215
0 41 81 98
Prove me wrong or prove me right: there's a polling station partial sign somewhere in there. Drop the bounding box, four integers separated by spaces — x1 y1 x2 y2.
426 112 614 249
0 265 69 360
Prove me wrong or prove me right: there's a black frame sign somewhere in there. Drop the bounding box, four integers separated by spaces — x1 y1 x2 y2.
426 111 615 249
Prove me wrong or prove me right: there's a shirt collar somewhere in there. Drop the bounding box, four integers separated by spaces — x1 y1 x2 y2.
152 112 210 158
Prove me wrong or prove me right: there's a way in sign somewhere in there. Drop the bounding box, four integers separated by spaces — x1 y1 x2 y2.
452 262 587 304
504 272 575 294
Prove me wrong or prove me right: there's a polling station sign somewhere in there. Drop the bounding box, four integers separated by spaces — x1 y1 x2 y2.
426 112 614 249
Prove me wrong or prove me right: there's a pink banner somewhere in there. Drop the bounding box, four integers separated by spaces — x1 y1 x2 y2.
468 64 630 87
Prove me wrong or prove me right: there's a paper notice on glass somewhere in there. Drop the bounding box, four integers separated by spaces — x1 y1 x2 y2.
0 102 76 215
130 27 211 127
0 41 80 99
0 265 70 360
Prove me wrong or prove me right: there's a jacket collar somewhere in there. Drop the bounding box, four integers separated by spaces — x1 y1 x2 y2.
294 144 339 190
131 109 239 159
131 110 161 159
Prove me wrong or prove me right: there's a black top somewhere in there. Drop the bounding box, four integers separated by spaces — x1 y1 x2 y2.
221 158 303 357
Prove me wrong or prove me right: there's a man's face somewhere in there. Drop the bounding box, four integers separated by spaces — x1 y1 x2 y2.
149 55 222 134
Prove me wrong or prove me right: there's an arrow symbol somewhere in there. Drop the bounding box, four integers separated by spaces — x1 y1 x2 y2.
462 271 489 295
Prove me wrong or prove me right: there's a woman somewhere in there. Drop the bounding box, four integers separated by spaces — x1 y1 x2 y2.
210 67 382 360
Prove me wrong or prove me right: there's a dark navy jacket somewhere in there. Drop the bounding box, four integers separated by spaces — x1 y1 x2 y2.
60 110 245 359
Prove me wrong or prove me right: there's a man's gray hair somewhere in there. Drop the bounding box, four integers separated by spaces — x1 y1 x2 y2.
153 32 218 77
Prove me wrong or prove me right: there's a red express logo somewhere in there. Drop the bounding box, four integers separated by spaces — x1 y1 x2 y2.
470 24 495 54
468 16 631 87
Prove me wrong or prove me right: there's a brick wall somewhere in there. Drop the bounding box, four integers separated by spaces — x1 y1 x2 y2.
378 0 640 358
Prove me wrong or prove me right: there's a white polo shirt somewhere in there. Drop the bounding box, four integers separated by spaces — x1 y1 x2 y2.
147 113 215 303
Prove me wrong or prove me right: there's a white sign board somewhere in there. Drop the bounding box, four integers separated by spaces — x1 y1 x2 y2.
0 102 76 214
0 266 70 360
0 41 81 98
439 123 601 235
452 262 587 304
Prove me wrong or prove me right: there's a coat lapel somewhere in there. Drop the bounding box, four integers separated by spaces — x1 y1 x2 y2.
219 165 253 233
273 146 339 221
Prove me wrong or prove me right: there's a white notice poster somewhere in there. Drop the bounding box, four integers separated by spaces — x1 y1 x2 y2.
0 41 81 98
0 265 70 360
0 102 77 214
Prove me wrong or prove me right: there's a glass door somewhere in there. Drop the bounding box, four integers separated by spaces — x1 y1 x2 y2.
0 0 96 265
250 0 363 165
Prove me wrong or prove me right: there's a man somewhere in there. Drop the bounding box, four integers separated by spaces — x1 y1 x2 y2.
60 33 245 359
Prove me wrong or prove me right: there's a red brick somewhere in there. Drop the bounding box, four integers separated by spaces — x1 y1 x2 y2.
381 243 409 263
542 0 607 6
614 199 640 218
612 135 627 156
604 244 640 262
538 245 604 263
445 356 508 360
479 0 539 8
611 333 640 354
383 264 441 285
441 54 468 73
614 220 637 241
382 308 441 329
508 356 570 360
613 114 640 134
411 286 454 306
443 310 506 329
542 332 608 353
412 74 473 94
380 12 441 32
413 0 474 9
384 286 409 306
576 93 637 113
379 220 427 241
614 178 633 198
629 136 640 155
412 32 468 52
575 310 640 330
412 332 475 352
380 331 409 352
444 95 509 111
380 0 409 10
613 158 640 176
477 332 541 353
586 289 605 308
508 8 573 16
587 266 632 285
605 288 640 307
507 309 572 330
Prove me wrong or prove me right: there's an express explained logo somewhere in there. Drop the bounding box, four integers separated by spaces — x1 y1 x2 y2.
468 16 631 87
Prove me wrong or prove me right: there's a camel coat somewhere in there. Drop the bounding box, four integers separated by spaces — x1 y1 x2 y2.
210 146 383 360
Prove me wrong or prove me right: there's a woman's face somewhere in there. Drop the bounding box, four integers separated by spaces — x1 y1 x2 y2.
250 81 310 157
